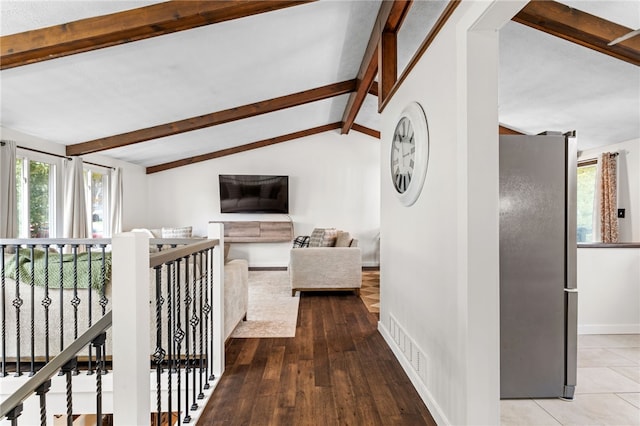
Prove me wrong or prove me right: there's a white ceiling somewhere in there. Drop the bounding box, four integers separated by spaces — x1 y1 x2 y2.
1 0 639 170
499 1 640 149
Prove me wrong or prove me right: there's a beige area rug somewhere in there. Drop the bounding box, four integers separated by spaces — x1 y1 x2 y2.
230 270 300 338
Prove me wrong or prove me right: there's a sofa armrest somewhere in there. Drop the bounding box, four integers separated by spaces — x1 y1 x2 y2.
289 247 362 293
224 258 249 340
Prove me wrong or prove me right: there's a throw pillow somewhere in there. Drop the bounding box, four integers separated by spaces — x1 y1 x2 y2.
308 228 325 247
319 228 338 247
335 231 352 247
161 226 193 238
224 243 231 263
292 235 310 248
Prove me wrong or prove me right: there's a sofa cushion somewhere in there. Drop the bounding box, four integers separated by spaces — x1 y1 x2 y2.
309 228 337 247
161 226 192 238
293 235 310 248
224 243 231 263
335 231 352 247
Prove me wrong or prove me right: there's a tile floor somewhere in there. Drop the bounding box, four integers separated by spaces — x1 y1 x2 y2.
501 334 640 425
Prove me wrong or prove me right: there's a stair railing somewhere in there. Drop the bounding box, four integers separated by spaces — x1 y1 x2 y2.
0 311 112 425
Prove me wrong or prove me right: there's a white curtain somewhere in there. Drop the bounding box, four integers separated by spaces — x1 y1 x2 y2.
0 140 18 238
64 157 89 238
109 167 123 236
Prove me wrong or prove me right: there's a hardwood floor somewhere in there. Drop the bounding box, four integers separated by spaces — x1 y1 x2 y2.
198 291 436 425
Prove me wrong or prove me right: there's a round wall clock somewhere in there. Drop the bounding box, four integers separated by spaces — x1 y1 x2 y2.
390 101 430 206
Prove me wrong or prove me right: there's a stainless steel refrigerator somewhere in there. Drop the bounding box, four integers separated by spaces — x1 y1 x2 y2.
499 132 577 399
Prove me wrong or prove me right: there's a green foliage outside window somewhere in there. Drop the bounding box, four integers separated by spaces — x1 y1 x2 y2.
29 161 51 237
15 159 51 238
577 164 597 242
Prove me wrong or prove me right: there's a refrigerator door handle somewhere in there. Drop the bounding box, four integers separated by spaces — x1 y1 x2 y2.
564 288 578 293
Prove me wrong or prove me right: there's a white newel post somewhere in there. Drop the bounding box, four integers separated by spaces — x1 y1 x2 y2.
112 232 150 426
207 223 225 378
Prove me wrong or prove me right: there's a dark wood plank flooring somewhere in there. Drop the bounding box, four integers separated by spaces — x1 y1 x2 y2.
198 292 436 425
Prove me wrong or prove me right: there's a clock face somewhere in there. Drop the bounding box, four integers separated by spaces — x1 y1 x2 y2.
391 116 415 193
390 102 429 206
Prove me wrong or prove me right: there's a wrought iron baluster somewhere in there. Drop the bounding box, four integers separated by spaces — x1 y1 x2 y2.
208 248 215 382
92 333 107 426
71 245 80 375
170 261 177 373
58 244 65 354
87 245 94 375
174 258 184 425
29 244 36 376
153 266 165 426
36 379 52 426
71 245 79 340
98 244 109 372
5 402 23 426
61 357 77 426
165 261 174 426
183 255 192 423
43 245 52 363
190 252 199 410
203 248 211 390
197 250 204 400
99 244 108 317
13 244 23 377
1 244 7 377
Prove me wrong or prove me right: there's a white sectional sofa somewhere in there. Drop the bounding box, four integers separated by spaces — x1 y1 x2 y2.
289 228 362 296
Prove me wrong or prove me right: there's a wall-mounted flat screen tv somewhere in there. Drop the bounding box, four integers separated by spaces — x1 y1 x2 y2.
219 175 289 214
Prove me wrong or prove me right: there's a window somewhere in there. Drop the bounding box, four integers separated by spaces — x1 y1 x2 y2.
16 157 56 238
84 167 110 238
577 161 597 242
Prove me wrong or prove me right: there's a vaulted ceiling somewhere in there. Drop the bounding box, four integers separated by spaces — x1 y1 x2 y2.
1 1 638 174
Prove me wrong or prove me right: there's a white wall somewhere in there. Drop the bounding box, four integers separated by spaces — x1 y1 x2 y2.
377 1 526 424
146 130 380 267
0 126 149 234
578 247 640 334
579 138 640 242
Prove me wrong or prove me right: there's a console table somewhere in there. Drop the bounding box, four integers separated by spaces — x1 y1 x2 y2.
210 220 293 243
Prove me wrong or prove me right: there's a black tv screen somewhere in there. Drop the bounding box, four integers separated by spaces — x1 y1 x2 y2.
219 175 289 214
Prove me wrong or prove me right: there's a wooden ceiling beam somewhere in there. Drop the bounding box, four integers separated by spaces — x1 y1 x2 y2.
379 30 398 107
378 0 460 112
352 123 381 139
66 80 355 156
513 0 640 67
368 81 379 97
340 1 412 135
1 0 315 70
499 125 525 135
146 122 341 174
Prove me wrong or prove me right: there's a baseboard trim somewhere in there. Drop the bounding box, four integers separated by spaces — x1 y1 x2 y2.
578 324 640 334
248 266 288 271
378 321 450 426
247 266 380 271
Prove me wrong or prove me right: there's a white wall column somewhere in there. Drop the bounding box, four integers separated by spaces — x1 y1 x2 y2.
207 222 225 377
112 232 150 426
457 1 529 423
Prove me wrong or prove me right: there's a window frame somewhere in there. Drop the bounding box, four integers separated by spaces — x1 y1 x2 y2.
576 158 598 243
84 165 111 238
15 149 62 238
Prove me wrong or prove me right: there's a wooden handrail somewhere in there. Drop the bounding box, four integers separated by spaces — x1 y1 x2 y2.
0 311 113 419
